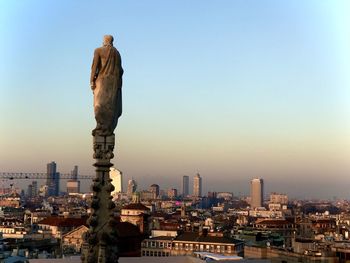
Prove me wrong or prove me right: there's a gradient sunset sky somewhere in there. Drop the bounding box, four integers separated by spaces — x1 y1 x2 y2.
0 0 349 198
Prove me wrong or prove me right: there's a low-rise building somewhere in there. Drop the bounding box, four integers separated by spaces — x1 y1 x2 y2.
37 216 87 238
121 203 150 234
142 231 244 257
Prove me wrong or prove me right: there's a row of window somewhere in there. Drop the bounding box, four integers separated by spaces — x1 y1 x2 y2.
142 250 170 257
143 240 235 253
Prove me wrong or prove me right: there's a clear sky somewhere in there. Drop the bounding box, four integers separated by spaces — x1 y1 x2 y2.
0 0 349 199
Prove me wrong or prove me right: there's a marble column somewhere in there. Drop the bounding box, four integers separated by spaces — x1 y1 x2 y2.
82 135 119 263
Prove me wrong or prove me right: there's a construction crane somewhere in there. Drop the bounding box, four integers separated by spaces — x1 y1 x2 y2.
0 172 95 180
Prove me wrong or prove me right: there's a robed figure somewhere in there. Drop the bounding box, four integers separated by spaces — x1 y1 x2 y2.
90 35 123 136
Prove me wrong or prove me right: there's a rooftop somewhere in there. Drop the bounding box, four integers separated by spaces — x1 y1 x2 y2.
123 203 150 211
174 232 243 244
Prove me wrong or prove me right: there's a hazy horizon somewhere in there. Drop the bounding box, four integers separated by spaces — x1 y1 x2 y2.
1 0 349 199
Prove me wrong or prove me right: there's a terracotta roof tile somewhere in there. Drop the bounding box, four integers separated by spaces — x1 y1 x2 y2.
123 203 150 211
37 216 88 227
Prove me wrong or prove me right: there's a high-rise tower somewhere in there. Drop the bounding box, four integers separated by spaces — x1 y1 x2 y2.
46 161 60 196
110 168 123 195
250 178 264 208
127 179 137 198
193 173 202 197
182 175 189 197
149 184 160 198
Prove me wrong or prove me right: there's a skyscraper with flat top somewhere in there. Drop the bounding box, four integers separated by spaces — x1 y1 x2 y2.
182 175 189 197
250 178 264 208
46 161 60 196
110 168 123 195
193 173 202 197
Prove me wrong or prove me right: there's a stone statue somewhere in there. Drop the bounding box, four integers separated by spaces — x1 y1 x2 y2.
90 35 123 136
82 35 122 263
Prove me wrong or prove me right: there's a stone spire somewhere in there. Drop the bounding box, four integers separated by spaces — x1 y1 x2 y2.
82 135 119 263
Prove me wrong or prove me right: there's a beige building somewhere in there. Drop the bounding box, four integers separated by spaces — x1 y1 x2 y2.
193 174 202 198
142 232 244 257
62 225 89 253
269 192 288 205
110 167 123 194
250 178 264 209
37 216 87 238
120 202 150 234
0 193 21 208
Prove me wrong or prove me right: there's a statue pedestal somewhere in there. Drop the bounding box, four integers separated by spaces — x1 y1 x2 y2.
82 135 119 263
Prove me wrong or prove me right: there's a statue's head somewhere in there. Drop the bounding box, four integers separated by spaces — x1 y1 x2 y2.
103 35 114 46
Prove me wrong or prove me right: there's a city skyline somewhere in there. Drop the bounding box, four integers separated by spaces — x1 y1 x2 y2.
1 1 350 199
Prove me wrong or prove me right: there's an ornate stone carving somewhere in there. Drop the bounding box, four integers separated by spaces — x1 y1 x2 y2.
82 135 119 263
93 135 115 160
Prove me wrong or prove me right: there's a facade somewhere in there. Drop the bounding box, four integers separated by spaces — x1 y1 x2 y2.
250 178 264 209
27 184 33 198
182 176 189 197
110 167 123 194
67 180 80 194
67 165 80 194
140 190 156 201
142 232 244 257
193 173 202 198
270 192 288 204
32 181 38 196
0 193 21 208
62 225 89 253
46 161 60 196
168 188 178 199
120 202 150 234
149 184 160 198
64 222 143 256
37 216 87 238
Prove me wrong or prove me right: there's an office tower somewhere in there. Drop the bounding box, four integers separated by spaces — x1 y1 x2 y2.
127 179 137 198
71 165 78 180
182 175 189 197
46 161 60 196
193 173 202 197
110 168 123 195
250 178 264 208
27 184 33 198
149 184 159 198
67 165 80 194
32 181 38 196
